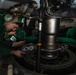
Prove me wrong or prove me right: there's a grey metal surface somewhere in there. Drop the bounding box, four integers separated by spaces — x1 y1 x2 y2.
0 0 18 9
0 0 40 9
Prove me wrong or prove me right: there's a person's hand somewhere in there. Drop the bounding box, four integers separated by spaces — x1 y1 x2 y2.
12 41 25 47
8 31 16 36
11 50 25 57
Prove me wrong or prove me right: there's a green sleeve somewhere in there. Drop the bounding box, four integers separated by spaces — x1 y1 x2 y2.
0 34 13 55
0 14 13 55
66 27 76 39
0 35 13 55
59 37 76 44
1 40 13 48
0 31 13 48
24 37 37 42
0 47 12 55
16 28 37 42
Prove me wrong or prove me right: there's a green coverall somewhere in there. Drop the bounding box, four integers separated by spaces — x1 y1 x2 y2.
0 15 37 55
5 27 37 42
58 27 76 44
5 15 37 42
0 14 13 55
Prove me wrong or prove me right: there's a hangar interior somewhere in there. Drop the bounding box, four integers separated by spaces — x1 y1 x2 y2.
0 0 76 75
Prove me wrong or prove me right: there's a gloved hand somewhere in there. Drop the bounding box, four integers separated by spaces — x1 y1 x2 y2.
12 41 25 47
11 50 25 57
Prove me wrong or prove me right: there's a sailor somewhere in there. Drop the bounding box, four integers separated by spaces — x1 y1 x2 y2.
0 14 25 58
58 27 76 44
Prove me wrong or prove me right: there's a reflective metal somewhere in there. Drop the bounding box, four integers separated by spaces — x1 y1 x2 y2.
42 18 60 51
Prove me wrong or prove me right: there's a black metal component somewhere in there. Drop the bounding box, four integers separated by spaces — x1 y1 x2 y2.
21 24 25 41
36 8 42 72
36 22 42 72
15 47 76 75
41 51 58 60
